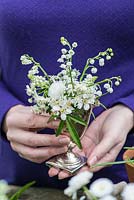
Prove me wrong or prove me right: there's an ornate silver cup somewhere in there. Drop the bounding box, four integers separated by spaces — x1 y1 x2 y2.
46 108 92 173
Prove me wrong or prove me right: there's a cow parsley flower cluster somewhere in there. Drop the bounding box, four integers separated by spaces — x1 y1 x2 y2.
21 37 121 148
64 171 134 200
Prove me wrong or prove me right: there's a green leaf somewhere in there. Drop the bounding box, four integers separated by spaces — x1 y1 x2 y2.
9 181 36 200
69 115 87 126
66 117 82 149
56 120 65 136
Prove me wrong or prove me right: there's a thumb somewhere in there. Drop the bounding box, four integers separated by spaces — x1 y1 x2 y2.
87 136 114 166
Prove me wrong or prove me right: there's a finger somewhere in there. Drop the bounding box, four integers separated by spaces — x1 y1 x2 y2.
10 142 68 163
7 111 60 130
58 170 72 180
48 167 60 177
87 135 115 166
89 143 121 172
7 129 70 147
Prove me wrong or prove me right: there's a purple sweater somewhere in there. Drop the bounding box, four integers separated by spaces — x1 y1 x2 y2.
0 0 134 187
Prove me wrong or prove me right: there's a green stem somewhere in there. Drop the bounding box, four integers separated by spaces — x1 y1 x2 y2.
33 59 50 82
80 64 90 82
83 186 97 200
91 159 134 168
124 147 134 150
95 76 120 85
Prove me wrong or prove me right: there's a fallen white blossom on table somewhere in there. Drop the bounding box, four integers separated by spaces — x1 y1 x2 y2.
90 178 113 198
64 171 93 197
64 171 133 200
121 183 134 200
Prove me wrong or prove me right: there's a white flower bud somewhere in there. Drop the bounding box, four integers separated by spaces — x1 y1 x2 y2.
84 104 90 110
57 58 64 63
69 49 75 55
99 58 105 66
20 55 32 65
91 67 97 74
72 42 78 48
104 83 111 89
107 88 113 93
106 55 111 60
96 90 102 96
61 113 66 120
115 81 120 86
61 48 67 54
66 54 72 59
61 54 66 59
60 64 66 69
89 59 95 65
66 62 72 67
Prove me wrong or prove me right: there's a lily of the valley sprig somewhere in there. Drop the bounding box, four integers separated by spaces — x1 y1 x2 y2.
20 37 121 149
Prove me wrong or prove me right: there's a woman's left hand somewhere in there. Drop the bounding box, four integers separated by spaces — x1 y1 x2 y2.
48 104 133 179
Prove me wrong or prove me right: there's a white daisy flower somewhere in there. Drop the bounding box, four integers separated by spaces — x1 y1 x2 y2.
90 178 114 198
121 183 134 200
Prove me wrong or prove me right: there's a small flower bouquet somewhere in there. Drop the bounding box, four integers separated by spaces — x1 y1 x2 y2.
64 171 134 200
21 37 121 172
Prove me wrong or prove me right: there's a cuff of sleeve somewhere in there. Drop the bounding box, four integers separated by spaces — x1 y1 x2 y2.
113 93 134 112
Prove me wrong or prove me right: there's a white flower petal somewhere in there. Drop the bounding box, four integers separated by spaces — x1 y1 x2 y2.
48 81 65 99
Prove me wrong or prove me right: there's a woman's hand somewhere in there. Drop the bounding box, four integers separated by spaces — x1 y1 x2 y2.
48 104 133 179
3 105 70 163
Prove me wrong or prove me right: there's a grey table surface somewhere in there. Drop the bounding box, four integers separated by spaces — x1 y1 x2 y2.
9 186 69 200
8 185 122 200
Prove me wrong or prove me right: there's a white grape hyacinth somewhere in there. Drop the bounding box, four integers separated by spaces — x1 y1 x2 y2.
121 183 134 200
48 81 65 100
90 178 114 198
64 171 93 197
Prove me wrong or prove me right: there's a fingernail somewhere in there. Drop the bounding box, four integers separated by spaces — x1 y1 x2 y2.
89 156 97 166
58 137 70 144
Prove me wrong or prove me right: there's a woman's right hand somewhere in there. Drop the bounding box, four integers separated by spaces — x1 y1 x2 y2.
3 105 70 163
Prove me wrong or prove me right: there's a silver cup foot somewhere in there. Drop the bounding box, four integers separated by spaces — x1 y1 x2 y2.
46 152 87 174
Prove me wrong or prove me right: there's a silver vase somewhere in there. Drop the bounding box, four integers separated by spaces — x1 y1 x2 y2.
46 108 92 173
